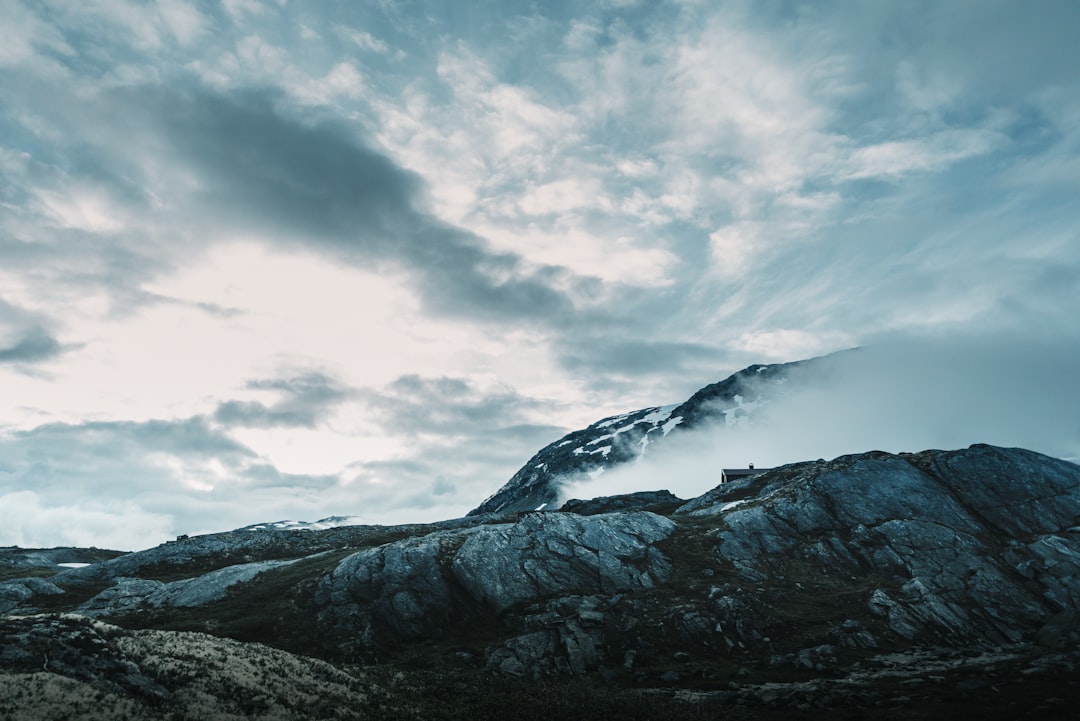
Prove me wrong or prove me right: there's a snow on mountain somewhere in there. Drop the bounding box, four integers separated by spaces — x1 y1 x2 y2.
468 354 836 515
239 516 366 532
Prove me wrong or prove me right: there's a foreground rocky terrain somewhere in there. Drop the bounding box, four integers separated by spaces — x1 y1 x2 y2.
2 444 1079 719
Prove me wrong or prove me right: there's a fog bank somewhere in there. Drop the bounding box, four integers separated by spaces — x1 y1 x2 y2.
563 334 1080 503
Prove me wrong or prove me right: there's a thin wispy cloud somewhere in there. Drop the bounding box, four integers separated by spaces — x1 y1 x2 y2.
1 0 1077 549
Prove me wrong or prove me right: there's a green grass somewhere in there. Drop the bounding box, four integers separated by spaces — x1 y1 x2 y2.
0 567 58 583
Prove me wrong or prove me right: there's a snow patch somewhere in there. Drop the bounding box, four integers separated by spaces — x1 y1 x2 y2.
595 413 630 429
722 394 761 428
56 562 90 569
242 516 365 532
661 416 683 435
641 404 677 424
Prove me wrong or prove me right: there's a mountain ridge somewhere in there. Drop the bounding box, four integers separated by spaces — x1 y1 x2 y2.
468 354 830 515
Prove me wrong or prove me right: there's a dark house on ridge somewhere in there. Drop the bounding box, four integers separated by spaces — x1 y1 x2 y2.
721 464 772 483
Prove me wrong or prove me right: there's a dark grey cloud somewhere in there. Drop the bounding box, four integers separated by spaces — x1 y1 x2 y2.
371 374 562 436
7 417 254 471
118 84 579 324
557 337 725 379
351 374 568 500
0 326 64 364
214 372 354 429
0 299 76 366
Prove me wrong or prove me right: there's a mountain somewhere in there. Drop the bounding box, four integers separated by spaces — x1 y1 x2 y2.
468 355 825 515
3 443 1079 719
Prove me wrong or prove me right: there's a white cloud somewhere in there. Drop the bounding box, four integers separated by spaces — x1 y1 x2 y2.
0 0 74 67
478 221 677 289
222 0 267 23
735 329 853 362
708 222 761 279
155 0 207 46
339 27 390 54
32 185 127 233
0 489 175 550
42 0 208 51
517 178 611 216
433 49 579 164
895 59 961 115
841 128 1004 181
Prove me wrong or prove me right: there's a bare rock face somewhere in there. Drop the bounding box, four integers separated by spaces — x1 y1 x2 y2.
314 529 479 654
308 445 1080 678
314 512 676 660
452 512 675 613
559 490 682 516
77 559 300 617
0 577 66 614
678 445 1080 649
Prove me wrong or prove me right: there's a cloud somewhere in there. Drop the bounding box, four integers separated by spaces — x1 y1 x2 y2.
0 327 64 364
347 373 569 502
0 489 174 550
563 332 1080 503
214 372 354 429
556 337 724 386
0 415 347 549
362 373 564 441
0 299 74 366
119 84 578 324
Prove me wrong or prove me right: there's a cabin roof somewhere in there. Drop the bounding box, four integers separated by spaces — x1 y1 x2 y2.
721 467 773 476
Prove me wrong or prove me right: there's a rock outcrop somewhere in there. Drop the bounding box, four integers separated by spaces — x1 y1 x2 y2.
559 490 682 516
315 512 676 664
76 559 301 617
677 445 1080 649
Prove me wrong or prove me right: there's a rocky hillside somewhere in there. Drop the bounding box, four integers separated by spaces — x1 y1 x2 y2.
467 354 827 515
2 443 1079 718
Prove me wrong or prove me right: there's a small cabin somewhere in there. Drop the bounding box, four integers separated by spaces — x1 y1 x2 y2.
721 463 772 483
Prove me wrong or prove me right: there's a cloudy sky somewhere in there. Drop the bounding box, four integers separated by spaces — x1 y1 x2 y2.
1 0 1078 550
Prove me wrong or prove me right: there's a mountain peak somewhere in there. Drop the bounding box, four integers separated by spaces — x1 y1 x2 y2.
468 355 824 515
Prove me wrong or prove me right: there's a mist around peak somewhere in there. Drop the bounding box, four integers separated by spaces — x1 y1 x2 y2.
562 332 1080 504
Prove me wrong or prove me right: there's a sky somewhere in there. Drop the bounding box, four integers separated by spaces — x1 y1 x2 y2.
1 0 1078 550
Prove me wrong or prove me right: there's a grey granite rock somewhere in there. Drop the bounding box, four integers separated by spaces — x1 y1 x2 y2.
77 559 300 616
315 529 481 652
314 511 675 659
452 512 675 613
